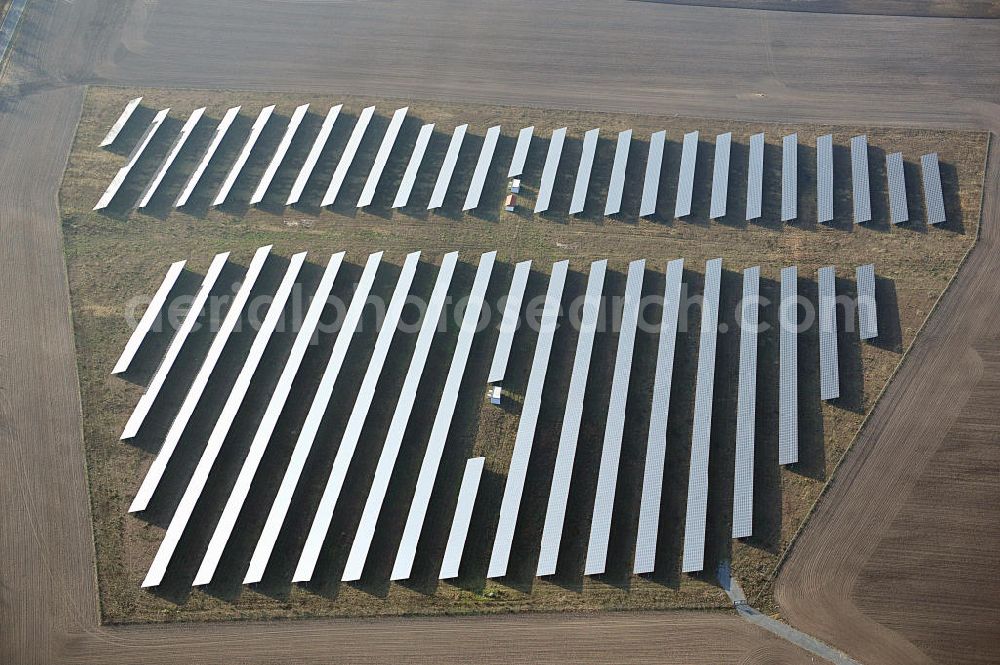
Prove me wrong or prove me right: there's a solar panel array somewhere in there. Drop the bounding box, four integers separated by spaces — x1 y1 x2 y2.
120 250 229 440
214 105 275 206
194 252 345 587
604 130 632 216
921 152 946 224
633 258 684 574
101 96 143 147
781 133 798 222
746 133 764 221
139 107 206 208
488 260 569 579
818 266 840 401
294 252 422 583
508 126 534 178
439 457 486 580
391 251 496 581
111 259 186 375
682 258 722 573
778 266 799 465
640 130 665 217
856 263 878 341
675 131 699 218
342 252 459 582
534 127 567 213
709 132 732 219
570 128 599 215
850 135 872 224
357 106 409 208
94 107 171 210
816 134 834 223
176 105 241 208
130 246 270 511
463 125 502 211
393 123 434 208
428 123 469 209
322 105 376 207
537 260 606 576
143 251 306 588
487 259 532 384
244 251 384 584
732 266 759 539
885 152 908 224
287 105 342 206
585 259 644 576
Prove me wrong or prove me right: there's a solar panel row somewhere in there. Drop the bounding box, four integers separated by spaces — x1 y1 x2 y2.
856 264 878 341
746 133 764 221
885 152 908 225
357 106 409 208
342 252 460 582
536 259 606 577
816 134 834 223
393 123 435 209
391 251 497 581
604 130 631 216
487 259 533 384
244 251 384 584
508 126 534 178
143 251 307 588
129 246 272 511
818 266 840 401
570 128 599 215
488 260 569 579
640 130 665 218
251 103 310 205
194 252 346 587
778 266 798 465
921 152 946 225
682 258 722 573
428 123 469 209
633 258 684 574
294 251 422 583
214 105 275 206
287 104 342 206
322 105 376 207
675 131 699 218
732 266 759 539
111 259 186 375
534 127 567 213
781 133 798 222
439 457 486 580
94 107 170 210
850 135 872 224
463 125 502 211
176 105 241 208
101 96 143 147
138 107 206 209
709 132 731 219
585 259 645 576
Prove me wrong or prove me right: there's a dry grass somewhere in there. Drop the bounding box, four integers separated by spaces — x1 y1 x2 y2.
61 86 986 624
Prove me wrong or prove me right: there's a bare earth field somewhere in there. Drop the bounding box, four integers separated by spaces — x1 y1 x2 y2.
1 0 998 663
62 85 986 625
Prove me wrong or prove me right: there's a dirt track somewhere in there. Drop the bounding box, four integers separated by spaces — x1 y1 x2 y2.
1 0 997 663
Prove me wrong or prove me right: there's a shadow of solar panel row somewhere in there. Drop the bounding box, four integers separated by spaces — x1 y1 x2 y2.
96 101 951 228
116 248 884 589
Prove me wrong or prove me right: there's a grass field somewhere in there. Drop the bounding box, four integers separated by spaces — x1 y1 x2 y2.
61 86 987 624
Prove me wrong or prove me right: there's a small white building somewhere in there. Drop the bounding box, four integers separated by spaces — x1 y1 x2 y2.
509 178 521 194
489 385 502 405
